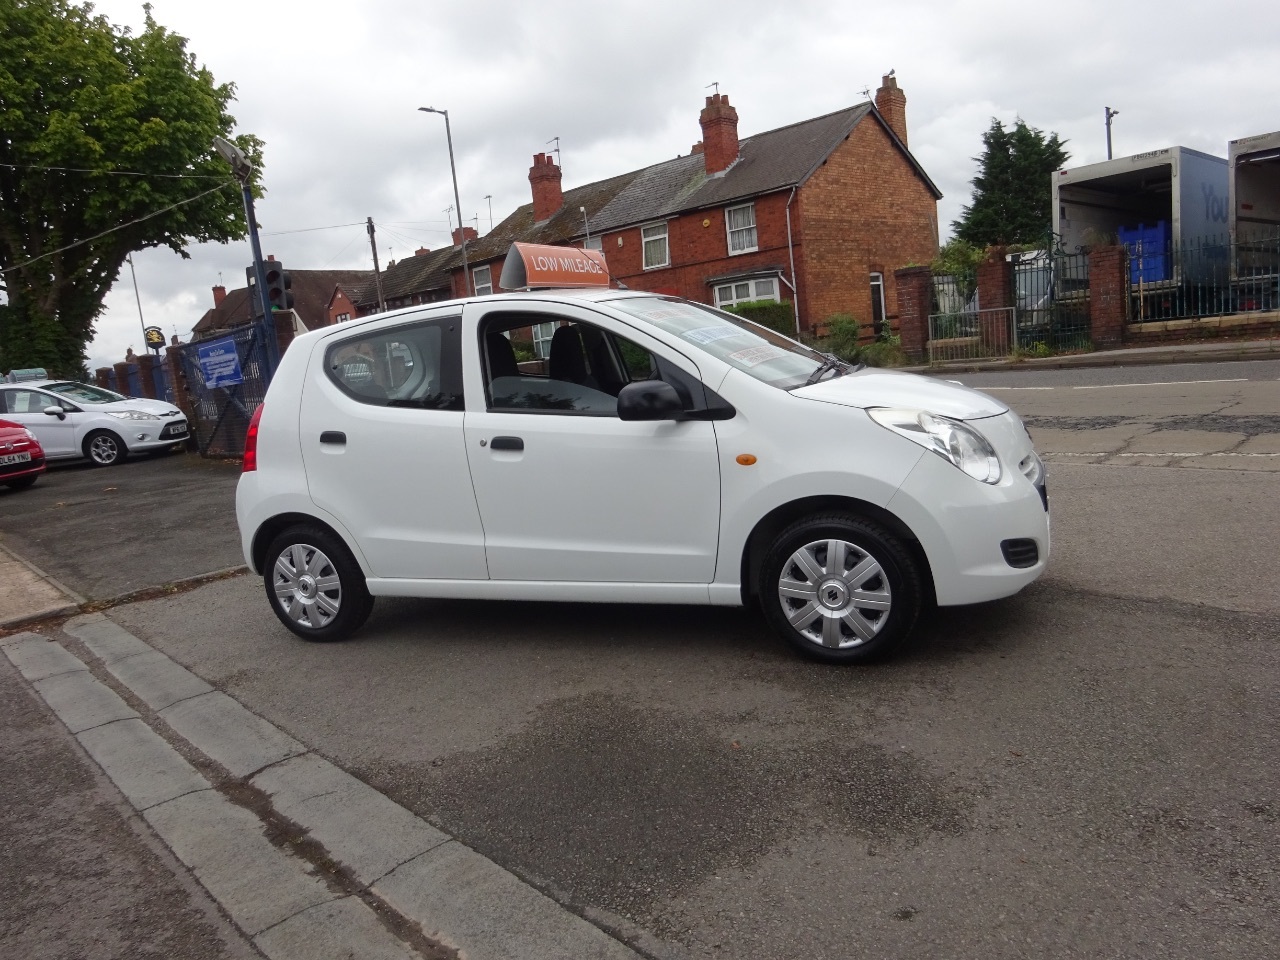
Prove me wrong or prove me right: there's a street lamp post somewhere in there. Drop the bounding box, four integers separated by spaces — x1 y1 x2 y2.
1105 106 1119 160
418 107 471 296
212 135 279 369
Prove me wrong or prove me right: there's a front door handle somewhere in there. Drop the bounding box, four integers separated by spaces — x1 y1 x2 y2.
320 431 346 445
490 436 523 451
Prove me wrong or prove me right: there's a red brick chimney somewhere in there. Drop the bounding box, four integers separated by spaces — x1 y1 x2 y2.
451 226 478 246
212 285 226 307
415 247 431 256
699 94 739 175
529 152 563 222
875 73 908 146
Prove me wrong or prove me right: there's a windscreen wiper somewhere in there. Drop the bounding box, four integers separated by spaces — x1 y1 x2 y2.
804 354 849 386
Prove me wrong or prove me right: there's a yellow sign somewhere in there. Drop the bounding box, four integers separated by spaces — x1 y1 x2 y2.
143 326 166 347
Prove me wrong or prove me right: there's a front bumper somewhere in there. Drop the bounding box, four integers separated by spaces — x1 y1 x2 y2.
123 419 189 451
886 445 1050 607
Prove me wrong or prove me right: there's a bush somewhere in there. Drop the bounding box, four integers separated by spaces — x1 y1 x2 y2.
722 299 796 337
860 335 909 367
820 314 864 363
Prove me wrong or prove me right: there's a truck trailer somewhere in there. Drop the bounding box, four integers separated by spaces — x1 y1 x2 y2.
1228 131 1280 307
1052 147 1229 284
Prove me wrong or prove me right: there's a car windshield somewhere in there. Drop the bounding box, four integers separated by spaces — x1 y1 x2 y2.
610 297 841 389
44 382 127 403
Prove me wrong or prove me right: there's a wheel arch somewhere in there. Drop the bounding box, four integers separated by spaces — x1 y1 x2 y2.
739 495 935 606
251 512 360 576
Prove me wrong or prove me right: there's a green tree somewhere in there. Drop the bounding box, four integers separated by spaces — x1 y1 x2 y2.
952 118 1068 248
0 0 261 376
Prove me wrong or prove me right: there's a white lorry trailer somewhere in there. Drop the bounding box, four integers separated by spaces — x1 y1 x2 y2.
1228 132 1280 307
1051 147 1229 284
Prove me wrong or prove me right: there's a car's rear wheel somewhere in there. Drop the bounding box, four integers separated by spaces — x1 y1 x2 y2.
759 513 923 664
3 474 38 490
84 430 126 467
263 524 373 642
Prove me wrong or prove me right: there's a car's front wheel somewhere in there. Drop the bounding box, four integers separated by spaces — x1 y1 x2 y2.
3 474 38 490
84 430 126 467
263 524 373 642
759 513 923 664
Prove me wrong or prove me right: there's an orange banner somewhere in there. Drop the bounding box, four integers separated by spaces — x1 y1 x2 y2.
499 242 611 290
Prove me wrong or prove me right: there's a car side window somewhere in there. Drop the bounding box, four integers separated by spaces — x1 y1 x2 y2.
479 313 658 416
4 390 51 414
325 317 462 411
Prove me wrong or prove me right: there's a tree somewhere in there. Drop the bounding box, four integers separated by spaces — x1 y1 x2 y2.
952 118 1068 248
0 0 262 376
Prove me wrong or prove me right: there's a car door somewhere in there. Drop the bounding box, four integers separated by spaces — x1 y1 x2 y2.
0 388 78 457
298 313 489 581
462 302 722 584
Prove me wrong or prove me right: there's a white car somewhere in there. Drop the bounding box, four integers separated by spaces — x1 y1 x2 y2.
0 379 189 466
236 281 1048 664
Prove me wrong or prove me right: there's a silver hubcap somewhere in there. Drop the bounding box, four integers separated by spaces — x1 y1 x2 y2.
273 543 342 629
90 436 118 463
778 538 892 649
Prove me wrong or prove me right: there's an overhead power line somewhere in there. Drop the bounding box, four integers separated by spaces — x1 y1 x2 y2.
0 161 230 181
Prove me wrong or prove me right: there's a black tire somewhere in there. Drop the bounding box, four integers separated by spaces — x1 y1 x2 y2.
263 524 373 642
83 429 126 467
3 474 38 490
758 512 923 664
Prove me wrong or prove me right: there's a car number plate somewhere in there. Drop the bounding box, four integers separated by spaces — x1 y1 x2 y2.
0 452 32 466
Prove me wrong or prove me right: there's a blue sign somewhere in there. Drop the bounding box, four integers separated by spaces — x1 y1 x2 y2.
197 337 244 389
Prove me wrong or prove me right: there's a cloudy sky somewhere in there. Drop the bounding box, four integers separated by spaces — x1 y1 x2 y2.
80 0 1279 370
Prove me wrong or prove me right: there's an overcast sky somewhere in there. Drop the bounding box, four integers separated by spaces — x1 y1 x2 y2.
78 0 1279 371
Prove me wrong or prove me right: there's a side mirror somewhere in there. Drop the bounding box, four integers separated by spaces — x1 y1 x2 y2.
43 405 66 421
617 381 686 421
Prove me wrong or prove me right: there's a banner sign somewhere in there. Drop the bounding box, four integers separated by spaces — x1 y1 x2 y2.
499 242 611 290
196 337 244 389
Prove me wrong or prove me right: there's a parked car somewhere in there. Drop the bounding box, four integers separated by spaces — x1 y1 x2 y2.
237 248 1049 664
0 379 188 466
0 418 46 490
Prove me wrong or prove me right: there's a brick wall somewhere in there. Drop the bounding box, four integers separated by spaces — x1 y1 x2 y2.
1088 246 1128 346
894 265 933 360
795 117 938 335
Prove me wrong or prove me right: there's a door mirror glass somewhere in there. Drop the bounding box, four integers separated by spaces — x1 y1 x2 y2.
617 381 685 421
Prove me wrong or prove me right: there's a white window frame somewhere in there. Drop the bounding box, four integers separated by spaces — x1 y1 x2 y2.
472 264 493 296
869 272 887 333
532 321 557 359
725 202 758 255
583 236 603 252
712 276 781 309
641 222 669 269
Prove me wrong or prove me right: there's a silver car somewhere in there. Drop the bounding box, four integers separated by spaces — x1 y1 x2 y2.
0 379 188 466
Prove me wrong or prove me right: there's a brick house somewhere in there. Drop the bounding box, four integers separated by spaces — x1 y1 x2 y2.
191 260 373 339
451 75 941 339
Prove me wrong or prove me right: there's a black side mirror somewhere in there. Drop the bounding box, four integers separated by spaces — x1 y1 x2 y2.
617 381 686 421
43 405 66 421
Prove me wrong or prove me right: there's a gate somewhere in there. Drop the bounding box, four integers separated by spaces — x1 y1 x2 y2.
1013 249 1091 351
927 307 1016 361
177 324 275 457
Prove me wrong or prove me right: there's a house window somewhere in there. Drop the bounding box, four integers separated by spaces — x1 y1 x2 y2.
473 265 493 296
725 203 757 254
713 276 780 308
642 223 669 269
335 312 351 324
583 236 603 252
532 321 558 359
870 272 886 336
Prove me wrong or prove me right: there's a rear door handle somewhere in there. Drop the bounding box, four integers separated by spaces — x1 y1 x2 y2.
490 436 523 451
320 431 346 445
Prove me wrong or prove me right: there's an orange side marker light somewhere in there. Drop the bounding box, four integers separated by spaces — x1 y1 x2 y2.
736 454 757 466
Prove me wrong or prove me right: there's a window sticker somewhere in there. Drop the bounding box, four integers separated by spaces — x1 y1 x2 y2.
728 344 791 368
683 325 744 346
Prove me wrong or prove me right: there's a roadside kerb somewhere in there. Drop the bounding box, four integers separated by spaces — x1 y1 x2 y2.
57 613 647 960
0 542 83 630
5 626 438 960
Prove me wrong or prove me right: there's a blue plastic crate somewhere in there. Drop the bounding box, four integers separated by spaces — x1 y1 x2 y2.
1118 221 1171 283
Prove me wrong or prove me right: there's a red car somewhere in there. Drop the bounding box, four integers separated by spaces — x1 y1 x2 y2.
0 417 46 490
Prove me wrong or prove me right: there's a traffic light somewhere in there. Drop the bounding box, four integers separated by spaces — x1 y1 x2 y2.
264 262 294 312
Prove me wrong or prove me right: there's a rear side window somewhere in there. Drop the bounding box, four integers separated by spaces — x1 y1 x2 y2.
325 318 463 410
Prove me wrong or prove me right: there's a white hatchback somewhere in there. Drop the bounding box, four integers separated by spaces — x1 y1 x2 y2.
0 379 189 466
236 285 1049 663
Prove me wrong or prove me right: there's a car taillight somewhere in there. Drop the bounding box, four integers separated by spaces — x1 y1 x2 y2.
243 405 263 472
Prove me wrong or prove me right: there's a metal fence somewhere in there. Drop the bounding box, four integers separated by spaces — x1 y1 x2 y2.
177 325 273 457
928 307 1016 362
1014 250 1092 351
1128 228 1280 322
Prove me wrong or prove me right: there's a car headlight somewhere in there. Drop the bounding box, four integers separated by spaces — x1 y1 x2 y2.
107 410 161 421
867 408 1002 484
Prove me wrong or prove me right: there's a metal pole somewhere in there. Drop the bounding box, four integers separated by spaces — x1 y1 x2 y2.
484 195 494 233
367 217 386 312
240 182 279 371
441 111 471 296
1105 107 1118 160
126 254 148 352
582 206 590 246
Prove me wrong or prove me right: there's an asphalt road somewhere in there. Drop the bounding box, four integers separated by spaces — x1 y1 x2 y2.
5 358 1279 959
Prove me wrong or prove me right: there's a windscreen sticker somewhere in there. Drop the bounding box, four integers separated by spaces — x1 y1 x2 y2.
728 344 791 368
630 305 692 324
682 325 743 345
